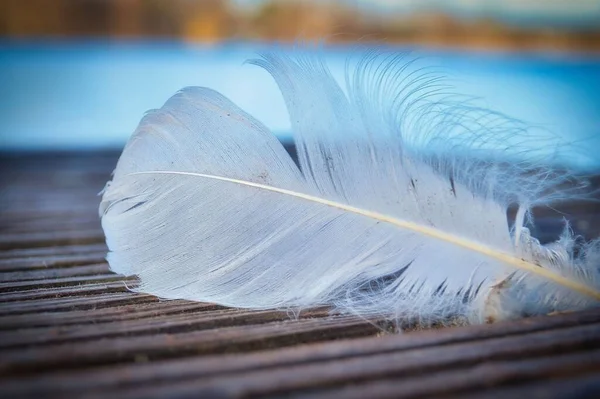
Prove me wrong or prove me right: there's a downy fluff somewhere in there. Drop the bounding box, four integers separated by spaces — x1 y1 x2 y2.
100 49 600 327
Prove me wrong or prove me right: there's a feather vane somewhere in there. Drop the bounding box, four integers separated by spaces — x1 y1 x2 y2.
100 49 600 326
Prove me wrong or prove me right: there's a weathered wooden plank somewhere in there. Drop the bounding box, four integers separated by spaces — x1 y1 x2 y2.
0 229 105 250
0 280 131 302
75 322 600 399
0 262 110 282
0 316 381 376
0 210 102 224
0 219 102 235
0 252 108 272
2 319 599 398
1 152 599 399
0 301 212 330
455 373 600 399
0 243 107 260
0 204 101 218
0 292 156 316
0 274 133 293
0 307 598 383
0 194 100 208
278 350 600 399
0 308 329 349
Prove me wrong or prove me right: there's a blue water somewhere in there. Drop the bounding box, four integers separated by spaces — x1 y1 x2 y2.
1 41 599 170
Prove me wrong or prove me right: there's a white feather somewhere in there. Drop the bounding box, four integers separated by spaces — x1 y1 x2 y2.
100 49 600 326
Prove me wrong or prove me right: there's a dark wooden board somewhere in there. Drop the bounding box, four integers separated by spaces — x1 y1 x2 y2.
0 151 599 399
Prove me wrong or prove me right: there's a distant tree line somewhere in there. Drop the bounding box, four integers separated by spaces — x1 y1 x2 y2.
1 0 598 51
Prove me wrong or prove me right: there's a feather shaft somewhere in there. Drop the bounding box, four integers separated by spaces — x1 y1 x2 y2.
130 170 600 301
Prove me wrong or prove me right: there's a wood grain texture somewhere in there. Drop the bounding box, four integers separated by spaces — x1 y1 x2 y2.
0 151 599 399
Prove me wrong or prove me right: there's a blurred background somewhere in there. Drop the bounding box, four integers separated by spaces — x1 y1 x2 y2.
0 0 599 170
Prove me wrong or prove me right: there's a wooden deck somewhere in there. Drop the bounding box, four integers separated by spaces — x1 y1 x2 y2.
1 151 600 399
